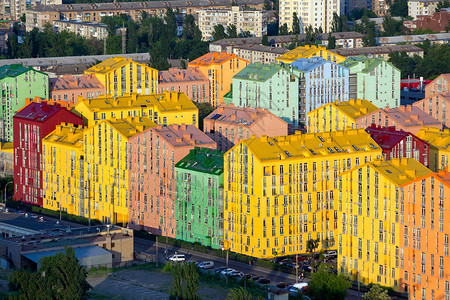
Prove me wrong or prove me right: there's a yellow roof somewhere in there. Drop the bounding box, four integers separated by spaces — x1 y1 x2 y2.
76 91 197 113
85 57 155 74
416 127 450 150
43 123 85 149
276 45 344 63
366 158 433 186
0 142 13 153
105 117 156 139
241 129 380 162
310 99 379 121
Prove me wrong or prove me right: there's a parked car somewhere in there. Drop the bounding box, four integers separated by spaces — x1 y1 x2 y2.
323 250 337 258
220 268 235 275
276 282 288 288
230 271 244 277
301 265 312 272
168 254 185 262
214 267 226 273
250 274 260 281
296 256 308 262
198 261 214 269
243 274 252 280
257 278 271 285
290 282 308 292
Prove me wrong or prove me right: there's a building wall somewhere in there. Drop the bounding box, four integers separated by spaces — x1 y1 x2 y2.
53 21 109 40
0 148 13 176
232 47 288 64
415 128 450 172
408 0 440 19
425 74 449 98
0 69 49 142
49 74 104 105
413 94 450 128
174 166 224 249
158 69 210 104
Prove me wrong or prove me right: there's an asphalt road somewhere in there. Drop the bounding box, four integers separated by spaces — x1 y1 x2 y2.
135 237 301 286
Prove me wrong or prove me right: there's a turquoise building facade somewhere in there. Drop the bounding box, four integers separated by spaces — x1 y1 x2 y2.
175 147 224 249
0 64 49 142
340 56 401 109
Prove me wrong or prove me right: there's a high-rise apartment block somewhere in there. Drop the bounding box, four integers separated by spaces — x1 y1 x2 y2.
340 56 401 109
0 64 49 142
408 0 441 19
13 102 83 206
278 0 340 32
425 73 449 97
413 93 450 128
198 6 268 41
128 124 216 236
416 127 450 171
204 104 288 151
84 57 158 97
188 52 249 107
174 148 224 249
224 129 382 258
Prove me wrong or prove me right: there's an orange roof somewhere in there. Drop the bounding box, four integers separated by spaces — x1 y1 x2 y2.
18 97 72 112
188 52 249 67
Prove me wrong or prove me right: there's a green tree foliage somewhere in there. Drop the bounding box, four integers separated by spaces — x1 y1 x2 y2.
262 34 270 46
279 23 289 35
263 0 272 10
212 24 227 41
0 177 13 202
327 33 336 49
437 1 450 11
194 101 214 130
306 238 319 273
382 16 409 36
169 263 184 299
388 0 408 17
292 12 300 34
168 262 199 300
362 284 392 300
182 262 199 300
164 7 178 41
349 8 377 20
307 270 351 300
331 13 349 32
9 247 90 299
354 15 377 46
182 14 202 41
226 287 252 300
226 24 238 38
20 13 25 23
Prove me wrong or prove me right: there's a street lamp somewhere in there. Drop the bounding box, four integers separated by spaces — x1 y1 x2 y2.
4 181 12 206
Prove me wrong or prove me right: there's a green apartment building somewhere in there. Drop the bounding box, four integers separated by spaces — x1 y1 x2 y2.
175 147 224 249
340 56 400 109
0 64 49 142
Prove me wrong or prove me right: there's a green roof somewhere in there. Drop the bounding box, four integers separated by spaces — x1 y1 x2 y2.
233 63 298 82
339 55 386 73
0 64 33 80
176 147 224 175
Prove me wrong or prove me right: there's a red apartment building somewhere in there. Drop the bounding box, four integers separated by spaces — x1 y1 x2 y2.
13 102 83 206
128 124 216 237
366 124 430 167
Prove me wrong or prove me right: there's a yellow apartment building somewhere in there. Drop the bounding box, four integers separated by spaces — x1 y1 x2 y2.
224 129 383 259
307 99 379 133
337 158 432 290
188 52 249 107
85 57 158 97
42 123 85 217
416 127 450 172
82 117 156 225
276 45 346 64
73 91 199 128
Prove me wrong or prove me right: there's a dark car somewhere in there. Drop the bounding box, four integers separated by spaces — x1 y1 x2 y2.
296 256 308 262
257 278 271 285
273 256 287 264
302 265 312 272
250 274 260 281
243 274 252 280
214 267 226 273
276 282 288 289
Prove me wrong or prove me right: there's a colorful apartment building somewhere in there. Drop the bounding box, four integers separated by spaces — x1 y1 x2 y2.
21 97 72 113
276 45 346 64
416 127 450 171
42 123 85 216
400 169 450 300
13 102 83 206
174 148 224 249
204 104 288 151
340 56 401 109
224 129 382 258
0 142 13 176
365 125 429 167
82 117 156 225
73 91 198 128
354 105 442 135
188 52 249 107
128 124 216 237
158 68 209 103
337 158 432 289
84 57 158 97
49 74 104 105
413 93 450 128
307 99 379 133
425 73 450 97
0 64 49 142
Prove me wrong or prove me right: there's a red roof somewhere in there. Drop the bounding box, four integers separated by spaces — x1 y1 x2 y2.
365 124 413 149
14 102 71 123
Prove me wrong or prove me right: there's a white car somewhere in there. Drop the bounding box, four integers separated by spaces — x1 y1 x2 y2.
220 268 235 275
323 250 337 258
198 261 214 269
290 282 308 292
168 254 185 262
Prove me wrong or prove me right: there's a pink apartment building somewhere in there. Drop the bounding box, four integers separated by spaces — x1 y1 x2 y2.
355 105 442 134
204 104 289 151
413 93 450 128
158 68 210 103
128 124 216 237
425 73 450 98
49 74 104 105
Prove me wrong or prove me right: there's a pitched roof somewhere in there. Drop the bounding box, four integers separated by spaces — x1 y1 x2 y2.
365 125 426 149
189 52 249 67
383 105 442 128
277 45 344 63
416 127 450 150
309 99 379 121
291 57 333 72
153 124 216 148
85 57 155 74
159 67 208 84
233 63 297 82
340 55 390 73
107 117 156 139
14 102 73 123
176 147 224 175
43 123 85 148
0 64 35 80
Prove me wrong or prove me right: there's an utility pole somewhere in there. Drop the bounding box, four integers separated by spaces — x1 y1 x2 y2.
226 247 229 285
4 181 12 208
103 38 106 55
156 235 159 267
295 253 299 282
88 179 91 227
121 22 126 54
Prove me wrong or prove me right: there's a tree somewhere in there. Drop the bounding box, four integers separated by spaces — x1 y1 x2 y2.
20 13 26 23
389 0 408 17
327 33 336 49
226 24 238 38
212 24 227 41
331 13 348 32
182 14 202 40
149 44 171 70
182 262 199 300
169 263 184 299
194 101 214 130
306 238 319 273
382 16 408 36
437 1 450 11
279 23 289 35
362 284 392 300
263 0 272 10
308 270 351 300
239 30 252 37
292 12 300 34
262 34 269 46
226 287 252 300
9 247 90 299
164 7 178 41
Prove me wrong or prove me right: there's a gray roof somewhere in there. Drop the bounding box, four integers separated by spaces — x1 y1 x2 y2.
331 45 424 56
28 0 264 12
233 44 289 54
23 245 111 263
377 33 450 45
53 20 108 29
